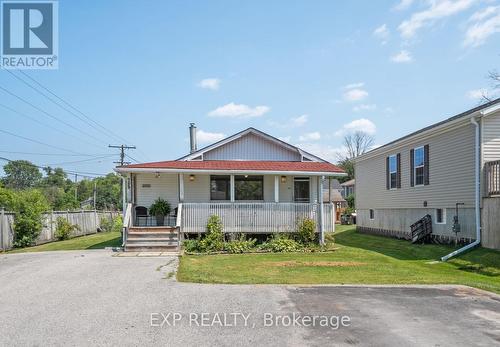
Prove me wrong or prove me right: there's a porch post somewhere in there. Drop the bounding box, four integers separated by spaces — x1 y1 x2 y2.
230 175 235 202
318 175 325 245
121 175 126 215
274 176 279 203
179 173 185 202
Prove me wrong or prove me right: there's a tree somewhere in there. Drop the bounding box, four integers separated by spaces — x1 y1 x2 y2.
1 160 42 190
479 70 500 103
337 131 375 181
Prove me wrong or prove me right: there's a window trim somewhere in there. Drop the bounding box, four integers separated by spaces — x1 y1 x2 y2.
369 209 374 220
413 146 425 187
389 154 398 190
435 208 446 225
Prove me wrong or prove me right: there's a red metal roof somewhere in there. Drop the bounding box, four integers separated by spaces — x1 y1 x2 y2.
119 160 344 173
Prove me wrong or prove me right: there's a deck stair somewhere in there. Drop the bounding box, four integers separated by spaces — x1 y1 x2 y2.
410 214 433 244
125 227 179 252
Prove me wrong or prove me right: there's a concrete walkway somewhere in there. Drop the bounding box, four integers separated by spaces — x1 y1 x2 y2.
0 250 499 346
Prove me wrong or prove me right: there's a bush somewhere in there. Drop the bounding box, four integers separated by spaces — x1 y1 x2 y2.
262 235 300 253
193 215 224 252
346 194 355 209
296 218 316 245
54 217 78 240
149 198 171 216
100 215 123 233
112 215 123 233
12 189 50 248
224 237 256 254
183 239 201 253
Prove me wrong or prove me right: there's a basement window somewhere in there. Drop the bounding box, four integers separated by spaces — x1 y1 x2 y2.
369 209 374 220
435 209 446 224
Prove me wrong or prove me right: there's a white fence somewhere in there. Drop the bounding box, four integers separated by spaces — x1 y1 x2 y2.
0 210 119 251
181 202 335 234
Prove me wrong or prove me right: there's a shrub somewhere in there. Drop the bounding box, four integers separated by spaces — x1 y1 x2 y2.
100 217 113 232
296 218 316 245
149 198 171 216
224 237 256 254
346 194 355 209
12 189 50 248
54 217 78 240
262 235 300 253
183 239 201 253
199 215 224 252
112 215 123 233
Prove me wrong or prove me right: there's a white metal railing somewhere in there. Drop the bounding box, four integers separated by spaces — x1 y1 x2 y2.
122 203 133 246
181 202 334 233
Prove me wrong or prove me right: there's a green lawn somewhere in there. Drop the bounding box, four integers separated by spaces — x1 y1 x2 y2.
177 226 500 293
5 231 122 253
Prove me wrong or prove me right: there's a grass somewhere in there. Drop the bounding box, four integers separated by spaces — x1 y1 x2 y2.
5 231 122 253
177 226 500 293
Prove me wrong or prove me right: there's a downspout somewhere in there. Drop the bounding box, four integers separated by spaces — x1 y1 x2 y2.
441 116 481 261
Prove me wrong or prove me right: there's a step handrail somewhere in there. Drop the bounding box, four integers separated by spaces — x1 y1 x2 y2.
122 203 133 246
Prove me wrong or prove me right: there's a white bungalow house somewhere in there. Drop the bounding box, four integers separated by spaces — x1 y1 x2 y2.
115 125 346 251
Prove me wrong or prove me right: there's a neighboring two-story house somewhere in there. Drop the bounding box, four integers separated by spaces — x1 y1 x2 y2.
355 99 500 252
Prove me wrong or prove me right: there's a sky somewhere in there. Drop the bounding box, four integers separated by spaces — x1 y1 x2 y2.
0 0 499 179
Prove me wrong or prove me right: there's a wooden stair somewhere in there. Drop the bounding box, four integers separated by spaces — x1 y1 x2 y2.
125 227 179 252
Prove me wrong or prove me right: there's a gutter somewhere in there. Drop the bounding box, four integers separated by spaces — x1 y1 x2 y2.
441 116 481 261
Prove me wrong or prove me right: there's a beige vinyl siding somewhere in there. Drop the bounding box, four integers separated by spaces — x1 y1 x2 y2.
482 110 500 163
135 173 179 208
203 133 301 161
184 174 210 202
356 122 475 209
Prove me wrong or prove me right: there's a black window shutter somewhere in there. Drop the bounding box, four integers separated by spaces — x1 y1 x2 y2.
424 144 430 185
397 153 401 188
386 156 390 190
410 149 415 187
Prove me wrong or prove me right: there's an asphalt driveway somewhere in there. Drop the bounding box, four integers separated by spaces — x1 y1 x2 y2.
0 251 499 346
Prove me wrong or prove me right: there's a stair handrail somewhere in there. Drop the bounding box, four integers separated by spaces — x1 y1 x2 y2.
122 203 133 246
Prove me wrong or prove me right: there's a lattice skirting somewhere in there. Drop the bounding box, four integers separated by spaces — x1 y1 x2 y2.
356 226 475 245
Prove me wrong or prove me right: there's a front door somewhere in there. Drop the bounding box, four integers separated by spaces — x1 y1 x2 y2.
294 177 310 202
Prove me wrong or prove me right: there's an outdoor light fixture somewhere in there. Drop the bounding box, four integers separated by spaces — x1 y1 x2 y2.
281 176 287 183
155 172 161 178
189 174 195 181
244 175 249 178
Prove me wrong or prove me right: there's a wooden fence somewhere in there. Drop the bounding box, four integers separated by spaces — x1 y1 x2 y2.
181 202 335 234
0 210 119 251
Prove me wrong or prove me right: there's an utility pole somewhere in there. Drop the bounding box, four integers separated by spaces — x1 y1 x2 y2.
74 173 78 201
109 144 136 166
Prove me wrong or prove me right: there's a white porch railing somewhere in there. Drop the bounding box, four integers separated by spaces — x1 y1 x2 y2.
122 203 133 246
181 202 335 234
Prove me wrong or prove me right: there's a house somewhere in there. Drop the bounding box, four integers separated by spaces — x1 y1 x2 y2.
355 98 500 254
322 179 348 222
115 125 346 251
340 179 355 198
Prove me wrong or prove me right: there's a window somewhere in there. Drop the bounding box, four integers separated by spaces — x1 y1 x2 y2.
235 175 264 200
389 155 397 189
294 177 310 202
414 146 425 186
435 208 446 224
369 209 374 220
210 175 230 200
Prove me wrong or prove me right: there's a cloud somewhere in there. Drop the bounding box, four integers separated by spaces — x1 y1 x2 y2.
343 88 369 102
295 142 346 162
197 78 221 90
393 0 414 11
353 104 377 112
197 130 226 144
299 132 321 141
391 50 413 63
335 118 377 136
373 24 390 43
398 0 476 39
290 114 308 127
466 88 499 100
208 102 270 118
464 6 500 47
343 82 365 89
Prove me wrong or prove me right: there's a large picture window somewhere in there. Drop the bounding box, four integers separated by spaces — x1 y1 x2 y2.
414 146 425 186
235 175 263 200
210 175 230 200
294 177 310 202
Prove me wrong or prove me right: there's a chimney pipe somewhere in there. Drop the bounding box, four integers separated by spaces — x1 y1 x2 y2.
189 123 197 153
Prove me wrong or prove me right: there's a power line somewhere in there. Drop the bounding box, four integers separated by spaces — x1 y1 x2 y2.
125 153 140 163
0 84 108 147
109 144 136 166
0 150 112 157
44 155 115 166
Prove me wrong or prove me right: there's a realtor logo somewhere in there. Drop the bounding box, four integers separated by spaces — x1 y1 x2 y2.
1 0 58 69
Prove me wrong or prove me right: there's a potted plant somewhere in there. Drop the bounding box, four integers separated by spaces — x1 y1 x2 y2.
149 198 171 226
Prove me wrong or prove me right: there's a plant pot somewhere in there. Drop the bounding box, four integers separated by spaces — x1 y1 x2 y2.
155 215 164 226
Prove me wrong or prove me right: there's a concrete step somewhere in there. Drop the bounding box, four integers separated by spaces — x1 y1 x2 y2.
128 232 178 239
129 227 177 233
126 237 177 243
125 243 179 252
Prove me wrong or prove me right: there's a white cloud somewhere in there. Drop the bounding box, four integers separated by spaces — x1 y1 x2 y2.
197 78 221 90
393 0 414 11
290 114 308 127
335 118 377 136
464 6 500 47
197 130 226 144
208 102 270 118
343 88 369 102
353 104 377 112
467 88 499 100
299 132 321 141
391 50 413 63
343 82 365 89
398 0 476 39
373 24 390 43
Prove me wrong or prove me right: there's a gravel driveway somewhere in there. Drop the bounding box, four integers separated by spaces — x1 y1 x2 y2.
0 250 499 346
